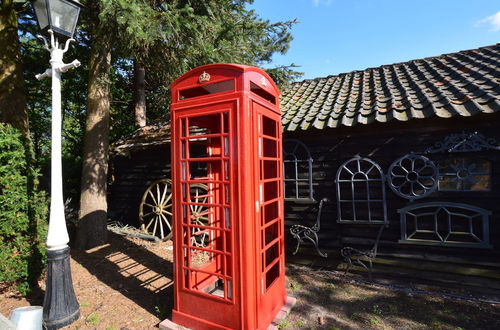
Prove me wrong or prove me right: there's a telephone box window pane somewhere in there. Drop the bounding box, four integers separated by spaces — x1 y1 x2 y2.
179 80 234 100
223 112 229 133
225 233 232 254
224 207 231 229
265 242 279 266
264 221 279 245
182 162 187 180
224 185 230 204
224 136 229 156
202 277 230 300
181 118 187 137
190 249 212 269
250 82 276 104
262 116 277 137
189 161 219 181
263 180 279 201
189 114 222 135
263 138 277 158
265 262 280 289
262 160 278 180
188 138 221 158
263 201 279 224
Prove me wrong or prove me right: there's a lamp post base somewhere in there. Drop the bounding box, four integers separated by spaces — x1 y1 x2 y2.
43 246 80 330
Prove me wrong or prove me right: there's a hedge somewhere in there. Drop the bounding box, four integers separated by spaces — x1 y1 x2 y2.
0 123 48 294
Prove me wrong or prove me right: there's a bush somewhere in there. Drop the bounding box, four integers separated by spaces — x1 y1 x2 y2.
0 124 48 294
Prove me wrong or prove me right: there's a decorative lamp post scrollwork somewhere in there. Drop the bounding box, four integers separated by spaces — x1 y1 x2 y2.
31 0 83 328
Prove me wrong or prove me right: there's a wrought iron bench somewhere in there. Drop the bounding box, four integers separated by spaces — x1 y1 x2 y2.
290 198 329 258
340 224 386 281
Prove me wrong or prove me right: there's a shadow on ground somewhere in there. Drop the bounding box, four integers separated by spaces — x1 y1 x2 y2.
72 232 174 321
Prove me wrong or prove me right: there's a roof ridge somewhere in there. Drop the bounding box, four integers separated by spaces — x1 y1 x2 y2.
290 43 500 85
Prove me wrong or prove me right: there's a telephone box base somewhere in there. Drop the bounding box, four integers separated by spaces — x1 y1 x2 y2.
159 296 296 330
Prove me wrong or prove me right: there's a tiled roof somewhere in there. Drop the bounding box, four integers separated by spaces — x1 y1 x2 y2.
114 44 500 152
280 44 500 131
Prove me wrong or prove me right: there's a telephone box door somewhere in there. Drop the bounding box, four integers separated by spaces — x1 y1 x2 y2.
172 101 240 329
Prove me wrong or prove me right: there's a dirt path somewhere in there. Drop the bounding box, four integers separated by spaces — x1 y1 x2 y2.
1 233 499 329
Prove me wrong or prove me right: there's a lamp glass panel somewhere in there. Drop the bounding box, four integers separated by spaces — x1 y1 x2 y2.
33 0 49 30
48 0 80 36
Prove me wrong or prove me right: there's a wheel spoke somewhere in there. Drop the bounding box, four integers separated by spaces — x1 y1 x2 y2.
159 183 168 204
142 211 155 218
162 209 173 216
145 217 155 231
148 190 158 205
152 216 159 236
143 202 156 209
159 216 165 238
164 193 172 204
160 213 172 231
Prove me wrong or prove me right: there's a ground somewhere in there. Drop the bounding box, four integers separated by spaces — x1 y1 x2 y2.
1 232 499 329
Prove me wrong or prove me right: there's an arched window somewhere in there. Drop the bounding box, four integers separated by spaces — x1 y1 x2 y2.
336 156 387 224
283 139 314 201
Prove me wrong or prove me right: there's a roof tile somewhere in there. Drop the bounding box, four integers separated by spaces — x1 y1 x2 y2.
280 44 498 131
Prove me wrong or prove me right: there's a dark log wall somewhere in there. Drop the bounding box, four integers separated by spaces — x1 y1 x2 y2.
108 112 500 287
284 112 500 287
108 145 171 227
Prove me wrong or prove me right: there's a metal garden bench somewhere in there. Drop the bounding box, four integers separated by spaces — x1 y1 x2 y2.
340 224 386 281
290 198 329 258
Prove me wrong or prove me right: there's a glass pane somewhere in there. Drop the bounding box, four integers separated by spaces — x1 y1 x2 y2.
438 158 491 191
266 262 280 289
180 80 234 100
468 175 490 191
263 201 279 224
265 242 279 267
262 116 277 137
263 180 279 201
189 113 221 135
263 138 277 158
49 0 79 36
33 0 49 30
262 160 279 180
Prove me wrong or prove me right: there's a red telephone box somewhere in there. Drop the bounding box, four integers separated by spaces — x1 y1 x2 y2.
168 64 289 329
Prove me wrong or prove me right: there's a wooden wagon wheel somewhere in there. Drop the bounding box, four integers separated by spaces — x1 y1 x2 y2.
139 179 173 240
139 180 210 244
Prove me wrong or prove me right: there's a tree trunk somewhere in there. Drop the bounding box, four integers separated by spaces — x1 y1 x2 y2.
76 19 112 250
133 60 147 128
0 0 29 136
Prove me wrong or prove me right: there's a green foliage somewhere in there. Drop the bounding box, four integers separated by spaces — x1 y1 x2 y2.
86 312 100 325
12 0 302 214
0 123 47 293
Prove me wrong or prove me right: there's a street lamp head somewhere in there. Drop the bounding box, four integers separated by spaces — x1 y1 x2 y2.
32 0 83 42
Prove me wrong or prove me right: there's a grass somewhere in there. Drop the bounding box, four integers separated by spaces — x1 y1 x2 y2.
154 305 167 319
278 319 289 329
387 304 399 314
86 313 99 326
295 320 305 328
350 312 361 320
372 304 383 315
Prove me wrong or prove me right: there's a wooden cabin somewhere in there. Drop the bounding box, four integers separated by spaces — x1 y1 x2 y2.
109 43 500 287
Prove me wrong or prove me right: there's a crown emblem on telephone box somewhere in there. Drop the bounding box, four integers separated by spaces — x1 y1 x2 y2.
199 71 211 83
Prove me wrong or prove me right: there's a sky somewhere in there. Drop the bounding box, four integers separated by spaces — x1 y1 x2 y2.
249 0 500 80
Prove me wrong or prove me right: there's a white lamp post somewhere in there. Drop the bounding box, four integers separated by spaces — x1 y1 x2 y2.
32 0 83 328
